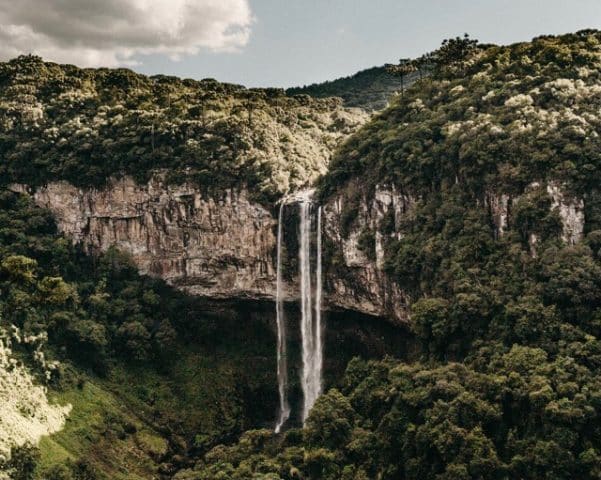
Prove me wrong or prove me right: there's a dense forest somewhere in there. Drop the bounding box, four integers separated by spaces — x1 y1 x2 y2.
177 31 601 479
0 55 366 203
3 29 601 480
287 66 416 111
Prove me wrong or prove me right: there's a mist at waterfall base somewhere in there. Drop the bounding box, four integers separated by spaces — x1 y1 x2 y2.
275 196 324 432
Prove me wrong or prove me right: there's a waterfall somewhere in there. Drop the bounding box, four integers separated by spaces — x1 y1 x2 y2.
299 199 324 422
314 206 323 399
299 201 314 422
275 202 290 433
274 193 324 430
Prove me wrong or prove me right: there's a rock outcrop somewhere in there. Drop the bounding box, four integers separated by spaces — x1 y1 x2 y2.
9 175 586 325
11 176 278 300
9 176 413 323
486 181 585 246
546 182 585 245
322 185 414 323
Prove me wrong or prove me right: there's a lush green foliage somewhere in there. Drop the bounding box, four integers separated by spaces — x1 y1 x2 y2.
321 30 601 199
319 30 601 356
0 191 278 477
187 31 601 480
0 190 184 372
181 347 601 479
0 55 365 201
287 66 416 111
1 444 40 480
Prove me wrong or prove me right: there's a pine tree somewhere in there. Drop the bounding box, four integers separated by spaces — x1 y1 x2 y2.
385 58 417 96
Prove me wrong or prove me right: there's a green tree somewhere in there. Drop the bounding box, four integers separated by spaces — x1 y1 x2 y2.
304 389 355 450
433 33 479 74
411 297 451 353
38 276 78 306
385 58 417 96
1 255 37 284
1 443 40 480
42 464 75 480
117 320 151 361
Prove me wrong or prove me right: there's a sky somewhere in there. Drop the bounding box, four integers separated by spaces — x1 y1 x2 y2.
0 0 600 88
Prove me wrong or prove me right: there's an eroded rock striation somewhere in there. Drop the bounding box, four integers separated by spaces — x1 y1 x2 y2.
12 176 277 300
9 176 585 325
485 181 585 247
9 176 411 322
322 185 414 323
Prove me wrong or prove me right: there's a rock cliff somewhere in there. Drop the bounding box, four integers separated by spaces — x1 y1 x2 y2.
485 181 585 248
11 176 278 300
322 185 413 323
9 175 410 322
8 176 586 325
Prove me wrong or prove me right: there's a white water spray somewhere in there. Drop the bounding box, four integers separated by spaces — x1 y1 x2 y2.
314 206 323 399
299 199 324 422
274 193 324 430
299 201 314 422
275 202 290 433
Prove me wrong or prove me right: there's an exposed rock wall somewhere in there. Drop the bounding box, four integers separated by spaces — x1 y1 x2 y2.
12 175 402 322
322 185 414 324
485 192 510 239
9 176 585 325
322 179 585 323
11 176 278 300
486 182 585 245
546 182 585 245
10 176 415 322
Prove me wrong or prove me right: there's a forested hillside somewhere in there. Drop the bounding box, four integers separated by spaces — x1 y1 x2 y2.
0 55 366 202
287 66 417 111
179 31 601 480
3 28 601 480
0 191 279 479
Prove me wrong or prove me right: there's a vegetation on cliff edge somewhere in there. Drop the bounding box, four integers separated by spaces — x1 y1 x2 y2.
0 55 366 202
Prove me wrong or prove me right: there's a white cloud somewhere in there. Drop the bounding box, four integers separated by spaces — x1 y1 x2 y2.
0 0 254 67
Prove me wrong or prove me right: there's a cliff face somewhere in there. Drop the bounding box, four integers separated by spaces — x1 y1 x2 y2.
322 185 414 323
320 179 586 322
10 175 405 320
9 176 586 325
11 177 278 300
486 181 585 251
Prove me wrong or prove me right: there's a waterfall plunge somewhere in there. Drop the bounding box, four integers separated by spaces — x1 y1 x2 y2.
299 201 323 423
274 202 290 433
314 206 323 404
274 195 324 431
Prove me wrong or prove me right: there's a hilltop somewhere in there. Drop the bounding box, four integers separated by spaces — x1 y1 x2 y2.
287 65 418 111
0 55 367 202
